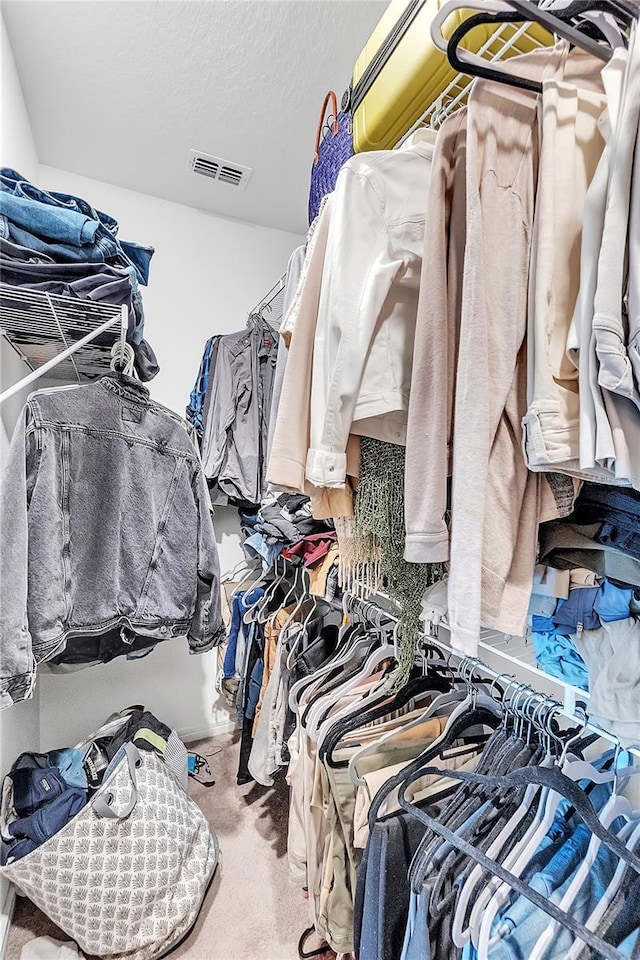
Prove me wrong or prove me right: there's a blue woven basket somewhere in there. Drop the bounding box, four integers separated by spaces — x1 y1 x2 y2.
308 90 353 225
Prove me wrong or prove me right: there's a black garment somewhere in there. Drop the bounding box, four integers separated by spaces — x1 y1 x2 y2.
355 808 426 960
236 623 263 785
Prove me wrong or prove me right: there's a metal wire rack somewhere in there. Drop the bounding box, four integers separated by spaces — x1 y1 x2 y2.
395 18 549 141
248 274 286 330
0 285 127 403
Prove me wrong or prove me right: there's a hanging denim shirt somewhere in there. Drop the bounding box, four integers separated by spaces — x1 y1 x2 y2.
186 336 221 439
0 372 225 708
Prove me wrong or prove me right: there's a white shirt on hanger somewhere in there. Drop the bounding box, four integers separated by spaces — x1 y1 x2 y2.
305 131 434 488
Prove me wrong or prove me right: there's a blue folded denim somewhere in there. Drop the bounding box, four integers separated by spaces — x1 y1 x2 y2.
553 587 600 632
594 579 635 622
531 632 589 689
242 532 283 572
573 483 640 562
528 593 558 618
0 193 99 246
0 168 153 286
0 246 159 380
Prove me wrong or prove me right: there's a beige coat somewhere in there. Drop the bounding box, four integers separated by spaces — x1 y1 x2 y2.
266 196 358 519
447 47 566 653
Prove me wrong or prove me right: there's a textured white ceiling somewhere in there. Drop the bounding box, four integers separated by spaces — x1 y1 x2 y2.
3 0 387 235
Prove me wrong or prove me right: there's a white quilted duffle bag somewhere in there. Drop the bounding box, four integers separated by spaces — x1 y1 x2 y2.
0 742 219 960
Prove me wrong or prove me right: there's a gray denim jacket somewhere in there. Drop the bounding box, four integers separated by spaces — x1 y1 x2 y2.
0 372 225 708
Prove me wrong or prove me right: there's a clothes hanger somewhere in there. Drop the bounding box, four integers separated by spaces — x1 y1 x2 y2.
396 764 640 960
267 562 301 629
278 567 313 649
240 568 268 625
320 639 457 763
455 689 560 948
223 558 257 586
528 747 640 960
256 555 288 624
463 687 560 942
365 678 504 830
322 668 454 770
307 633 397 743
288 598 370 717
445 6 621 99
292 624 374 720
346 642 467 787
474 720 626 960
431 0 617 98
565 819 640 960
110 340 136 376
347 682 466 786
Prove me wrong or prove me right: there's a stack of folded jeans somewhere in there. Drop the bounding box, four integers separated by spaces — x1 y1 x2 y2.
539 483 640 585
528 573 640 690
0 168 158 380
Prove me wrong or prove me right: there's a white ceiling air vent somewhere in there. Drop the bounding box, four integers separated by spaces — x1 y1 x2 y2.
188 150 253 191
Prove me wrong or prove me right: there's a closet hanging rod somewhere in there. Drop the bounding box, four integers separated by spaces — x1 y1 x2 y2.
327 586 640 760
248 273 286 329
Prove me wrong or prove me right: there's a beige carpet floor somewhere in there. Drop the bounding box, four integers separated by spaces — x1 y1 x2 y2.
5 731 317 960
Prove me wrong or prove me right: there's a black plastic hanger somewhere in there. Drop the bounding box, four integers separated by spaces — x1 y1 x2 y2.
445 0 635 96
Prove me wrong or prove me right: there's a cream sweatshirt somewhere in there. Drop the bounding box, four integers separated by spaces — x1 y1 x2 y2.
266 196 358 519
448 46 566 655
404 108 467 564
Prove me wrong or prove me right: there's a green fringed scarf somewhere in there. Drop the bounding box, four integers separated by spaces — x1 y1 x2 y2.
345 437 446 681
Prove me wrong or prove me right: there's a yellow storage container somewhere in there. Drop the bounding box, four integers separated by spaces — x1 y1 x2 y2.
351 0 552 153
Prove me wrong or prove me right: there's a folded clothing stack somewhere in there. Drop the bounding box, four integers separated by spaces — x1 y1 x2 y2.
0 168 158 381
240 493 335 571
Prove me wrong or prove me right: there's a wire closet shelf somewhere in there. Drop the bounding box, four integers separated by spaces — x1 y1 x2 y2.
249 273 286 330
395 17 549 143
0 285 128 404
342 588 638 760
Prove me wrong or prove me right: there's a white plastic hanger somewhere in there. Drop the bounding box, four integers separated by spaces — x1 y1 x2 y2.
528 753 640 960
454 690 556 948
565 818 640 960
348 684 467 786
309 640 397 744
267 563 301 630
256 555 287 624
476 731 619 959
110 340 135 376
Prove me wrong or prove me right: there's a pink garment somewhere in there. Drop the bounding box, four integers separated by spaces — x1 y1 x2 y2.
283 532 338 568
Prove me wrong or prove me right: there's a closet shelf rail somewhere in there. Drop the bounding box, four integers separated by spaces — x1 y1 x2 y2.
394 18 548 144
248 273 286 330
338 589 637 759
0 285 128 405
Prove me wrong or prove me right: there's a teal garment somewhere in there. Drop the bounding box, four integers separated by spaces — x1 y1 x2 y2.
531 632 588 689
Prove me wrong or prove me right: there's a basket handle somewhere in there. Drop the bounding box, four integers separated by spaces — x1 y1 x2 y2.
92 742 140 820
313 90 339 165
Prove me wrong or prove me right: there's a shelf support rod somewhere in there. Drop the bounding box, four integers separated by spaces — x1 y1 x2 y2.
0 313 121 406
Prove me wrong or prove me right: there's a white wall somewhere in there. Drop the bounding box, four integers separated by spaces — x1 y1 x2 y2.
31 165 302 749
0 13 42 778
0 11 303 752
0 15 42 949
